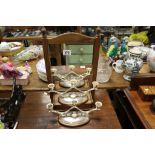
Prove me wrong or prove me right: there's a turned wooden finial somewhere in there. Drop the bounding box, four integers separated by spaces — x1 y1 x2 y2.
96 26 101 36
41 27 47 38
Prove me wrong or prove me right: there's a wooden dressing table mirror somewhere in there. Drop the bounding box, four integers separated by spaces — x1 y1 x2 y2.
0 27 122 128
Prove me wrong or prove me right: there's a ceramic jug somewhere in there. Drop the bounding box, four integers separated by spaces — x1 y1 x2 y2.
123 48 143 81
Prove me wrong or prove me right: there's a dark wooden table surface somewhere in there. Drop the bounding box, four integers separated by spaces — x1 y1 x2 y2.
0 59 129 92
0 59 50 92
0 52 151 92
0 58 151 92
124 89 155 129
16 89 121 129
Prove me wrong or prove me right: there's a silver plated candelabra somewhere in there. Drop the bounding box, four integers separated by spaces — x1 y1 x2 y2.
46 65 103 127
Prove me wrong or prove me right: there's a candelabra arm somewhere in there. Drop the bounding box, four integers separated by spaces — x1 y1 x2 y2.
46 103 62 115
52 109 62 115
47 90 61 95
80 72 91 79
87 107 99 114
87 101 103 114
62 87 73 95
55 74 66 81
63 71 79 79
86 87 98 93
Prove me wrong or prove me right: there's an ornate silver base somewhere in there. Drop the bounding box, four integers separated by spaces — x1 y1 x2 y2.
60 80 85 88
58 92 88 106
123 74 131 81
47 101 102 127
59 111 90 127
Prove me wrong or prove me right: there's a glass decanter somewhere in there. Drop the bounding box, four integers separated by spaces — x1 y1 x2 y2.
96 57 112 83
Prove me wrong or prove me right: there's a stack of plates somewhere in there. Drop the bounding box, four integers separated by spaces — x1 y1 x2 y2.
36 59 48 81
0 42 24 56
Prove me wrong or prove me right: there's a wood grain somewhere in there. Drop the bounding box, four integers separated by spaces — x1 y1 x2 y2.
43 32 100 83
138 86 155 101
124 89 155 129
42 28 53 83
0 59 49 92
0 60 151 92
16 89 121 129
47 32 95 44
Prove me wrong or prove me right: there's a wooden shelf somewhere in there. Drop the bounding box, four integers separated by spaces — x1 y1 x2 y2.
1 35 57 41
124 88 155 129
